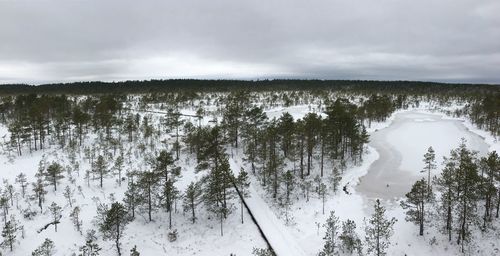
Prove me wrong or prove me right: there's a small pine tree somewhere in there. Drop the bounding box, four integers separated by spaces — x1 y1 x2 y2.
15 173 28 198
63 185 74 208
339 219 362 255
32 178 47 213
48 202 62 232
79 230 101 256
123 173 140 219
329 167 342 193
421 147 436 196
182 181 203 224
31 238 55 256
400 178 431 236
98 202 131 256
161 179 179 229
70 206 82 234
114 155 124 186
203 156 235 236
1 220 17 251
130 245 140 256
44 162 64 192
365 199 397 256
236 169 251 224
93 155 109 188
0 196 9 225
319 182 328 215
319 210 340 256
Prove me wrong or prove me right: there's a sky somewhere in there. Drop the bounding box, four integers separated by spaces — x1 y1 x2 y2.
0 0 499 84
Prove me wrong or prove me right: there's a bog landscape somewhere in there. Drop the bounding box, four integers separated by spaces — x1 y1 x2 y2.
0 1 499 255
0 81 498 256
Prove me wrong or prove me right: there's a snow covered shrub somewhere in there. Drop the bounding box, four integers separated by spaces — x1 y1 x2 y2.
22 208 38 220
168 229 178 242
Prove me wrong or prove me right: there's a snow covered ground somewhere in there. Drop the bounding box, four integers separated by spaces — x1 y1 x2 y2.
0 126 267 255
245 106 499 256
0 103 498 256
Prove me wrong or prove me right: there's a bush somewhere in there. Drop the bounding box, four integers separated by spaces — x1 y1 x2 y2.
168 229 178 242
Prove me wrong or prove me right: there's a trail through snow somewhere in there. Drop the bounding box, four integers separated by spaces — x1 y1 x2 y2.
229 157 307 256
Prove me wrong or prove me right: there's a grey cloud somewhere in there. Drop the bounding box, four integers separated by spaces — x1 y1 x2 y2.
0 0 499 84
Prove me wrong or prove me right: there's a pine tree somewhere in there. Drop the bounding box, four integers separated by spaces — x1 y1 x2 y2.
63 185 74 207
203 156 235 236
242 107 268 174
339 219 362 255
162 179 179 229
93 155 109 188
319 182 328 215
124 113 137 142
70 206 82 234
99 202 131 256
0 196 9 226
79 230 101 256
167 109 185 159
3 181 15 207
114 155 125 186
364 199 397 256
319 210 340 256
182 181 203 224
48 202 62 232
277 112 295 159
154 150 180 228
329 167 342 193
451 141 480 252
421 147 436 196
130 245 140 256
137 170 159 222
479 151 499 227
303 113 321 176
433 160 456 241
123 172 140 219
282 170 294 205
44 162 64 191
15 172 28 198
400 178 431 236
32 178 47 213
31 238 55 256
1 220 17 251
235 169 251 224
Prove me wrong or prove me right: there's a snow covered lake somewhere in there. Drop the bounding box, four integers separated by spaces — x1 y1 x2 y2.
357 111 490 200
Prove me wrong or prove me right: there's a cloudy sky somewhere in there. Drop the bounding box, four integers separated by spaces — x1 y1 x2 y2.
1 0 499 84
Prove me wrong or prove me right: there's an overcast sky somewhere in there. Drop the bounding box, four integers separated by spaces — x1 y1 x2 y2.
1 0 499 84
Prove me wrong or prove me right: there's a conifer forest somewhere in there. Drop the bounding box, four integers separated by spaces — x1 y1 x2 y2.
1 1 500 255
0 81 498 255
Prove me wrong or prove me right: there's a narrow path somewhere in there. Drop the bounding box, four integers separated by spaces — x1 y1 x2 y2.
230 157 306 256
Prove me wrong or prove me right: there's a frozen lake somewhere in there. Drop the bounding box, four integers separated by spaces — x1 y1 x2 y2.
357 111 489 200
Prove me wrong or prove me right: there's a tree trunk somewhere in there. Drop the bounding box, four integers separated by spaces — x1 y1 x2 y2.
191 200 196 224
320 142 324 177
496 190 500 218
116 221 121 256
220 212 224 236
148 185 152 222
241 199 244 224
169 202 172 229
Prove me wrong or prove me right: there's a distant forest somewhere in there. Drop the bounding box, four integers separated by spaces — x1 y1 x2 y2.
0 79 498 137
0 79 498 95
